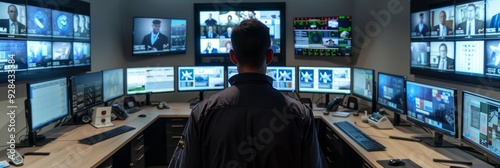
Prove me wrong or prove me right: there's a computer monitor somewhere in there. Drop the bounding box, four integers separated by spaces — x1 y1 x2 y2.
70 71 103 115
27 40 52 70
52 9 73 38
0 39 27 72
0 1 26 37
26 5 52 38
298 66 351 105
126 66 174 105
178 66 224 101
406 81 457 147
352 67 375 112
227 66 296 92
103 68 124 105
26 77 69 146
462 91 500 163
377 72 406 125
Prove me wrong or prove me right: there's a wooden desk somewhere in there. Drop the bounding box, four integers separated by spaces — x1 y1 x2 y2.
5 103 493 168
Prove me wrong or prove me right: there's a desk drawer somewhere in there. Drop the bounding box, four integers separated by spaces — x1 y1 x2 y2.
130 145 145 168
166 118 187 134
131 133 145 150
97 157 113 168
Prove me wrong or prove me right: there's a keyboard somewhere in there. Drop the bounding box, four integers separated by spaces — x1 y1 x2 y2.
333 121 386 151
79 125 136 145
126 107 141 114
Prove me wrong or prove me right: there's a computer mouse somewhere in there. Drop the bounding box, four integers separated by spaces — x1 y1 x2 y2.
138 114 147 118
388 159 405 166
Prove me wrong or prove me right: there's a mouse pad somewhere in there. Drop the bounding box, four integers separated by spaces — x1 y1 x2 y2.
377 159 422 168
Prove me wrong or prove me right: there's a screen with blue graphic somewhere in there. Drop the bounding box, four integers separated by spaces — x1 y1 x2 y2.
73 42 90 66
178 66 224 91
27 5 51 37
406 81 457 137
126 66 174 95
377 72 406 114
52 10 73 38
27 40 51 70
298 66 351 94
462 91 500 163
0 39 27 72
52 42 72 67
227 66 296 91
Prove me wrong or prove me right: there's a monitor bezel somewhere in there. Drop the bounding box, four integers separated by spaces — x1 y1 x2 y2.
102 68 124 102
125 66 176 95
405 80 458 138
297 66 352 94
26 77 69 131
132 17 188 56
461 90 500 164
377 72 407 114
177 65 225 92
351 67 375 102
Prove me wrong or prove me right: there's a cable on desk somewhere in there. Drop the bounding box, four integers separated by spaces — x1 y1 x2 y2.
354 121 371 128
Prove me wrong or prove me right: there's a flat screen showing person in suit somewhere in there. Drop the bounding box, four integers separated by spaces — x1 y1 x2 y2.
141 19 169 51
430 41 455 71
485 40 500 77
411 12 430 38
486 0 500 36
430 6 454 38
0 2 26 35
133 18 187 55
455 2 485 37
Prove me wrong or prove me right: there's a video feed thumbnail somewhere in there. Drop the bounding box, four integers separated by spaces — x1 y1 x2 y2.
0 2 26 36
486 0 500 37
430 41 455 71
411 11 430 38
411 42 431 68
0 40 27 72
169 19 186 52
455 1 485 37
73 14 89 39
73 42 90 66
485 40 500 76
52 42 72 68
27 41 51 70
52 10 73 38
178 66 224 91
133 18 179 55
26 5 51 37
430 6 455 38
298 67 350 94
455 41 484 75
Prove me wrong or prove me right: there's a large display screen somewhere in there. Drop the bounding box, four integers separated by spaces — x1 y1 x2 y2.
406 81 457 137
298 66 351 94
133 18 187 56
293 16 352 56
178 66 224 91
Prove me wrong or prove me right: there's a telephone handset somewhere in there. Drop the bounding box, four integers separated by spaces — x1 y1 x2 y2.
112 104 129 120
326 97 343 112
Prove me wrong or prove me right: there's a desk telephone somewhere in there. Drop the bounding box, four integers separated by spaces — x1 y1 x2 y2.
111 104 129 120
326 97 343 111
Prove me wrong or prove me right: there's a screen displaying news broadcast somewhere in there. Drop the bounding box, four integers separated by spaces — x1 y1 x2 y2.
430 41 455 71
293 16 352 56
486 40 500 76
227 66 296 91
27 40 51 70
0 1 26 36
178 66 224 91
52 9 73 38
454 1 485 38
26 5 51 37
133 18 187 55
411 11 430 38
486 0 500 37
429 6 455 38
198 10 281 54
0 39 27 72
52 42 72 68
73 42 90 66
73 14 90 39
411 42 431 68
455 41 484 75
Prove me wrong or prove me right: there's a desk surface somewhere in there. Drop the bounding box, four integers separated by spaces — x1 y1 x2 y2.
6 103 493 168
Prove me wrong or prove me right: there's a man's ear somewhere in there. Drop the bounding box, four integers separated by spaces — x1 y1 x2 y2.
265 49 273 64
230 49 238 65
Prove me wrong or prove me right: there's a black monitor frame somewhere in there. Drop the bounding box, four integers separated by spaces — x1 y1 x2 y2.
125 66 175 105
193 2 286 66
377 72 407 126
25 77 69 146
102 68 124 105
406 80 458 147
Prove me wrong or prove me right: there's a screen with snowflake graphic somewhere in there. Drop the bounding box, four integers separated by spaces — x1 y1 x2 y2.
298 66 351 94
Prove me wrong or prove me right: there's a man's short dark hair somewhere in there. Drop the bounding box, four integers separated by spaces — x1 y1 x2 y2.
231 19 270 68
439 43 447 51
153 20 161 24
468 3 476 10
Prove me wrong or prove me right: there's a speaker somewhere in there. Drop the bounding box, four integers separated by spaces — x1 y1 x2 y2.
347 96 358 110
124 96 139 109
91 107 114 128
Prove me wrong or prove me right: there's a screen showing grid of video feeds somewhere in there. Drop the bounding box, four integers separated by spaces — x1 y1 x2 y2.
0 0 91 83
410 0 500 84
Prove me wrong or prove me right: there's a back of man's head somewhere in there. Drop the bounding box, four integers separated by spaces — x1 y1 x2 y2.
231 19 271 69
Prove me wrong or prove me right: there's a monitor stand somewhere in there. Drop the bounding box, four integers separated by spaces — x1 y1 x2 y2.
190 91 205 107
414 132 455 148
19 132 56 147
392 113 412 127
316 94 329 108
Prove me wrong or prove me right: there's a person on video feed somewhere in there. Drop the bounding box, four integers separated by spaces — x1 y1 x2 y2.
0 5 25 34
203 41 218 54
226 15 237 27
141 20 169 51
79 15 89 35
221 27 232 38
490 43 500 67
490 12 500 33
433 11 452 37
204 26 218 38
205 13 217 26
169 19 327 168
414 13 429 36
457 4 484 35
437 43 454 70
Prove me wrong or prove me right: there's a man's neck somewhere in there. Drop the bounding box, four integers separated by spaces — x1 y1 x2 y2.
237 66 266 74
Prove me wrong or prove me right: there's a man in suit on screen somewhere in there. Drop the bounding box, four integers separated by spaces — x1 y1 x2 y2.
0 4 25 34
490 12 500 33
437 43 454 70
414 13 429 36
141 20 169 51
433 11 453 37
456 4 484 35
